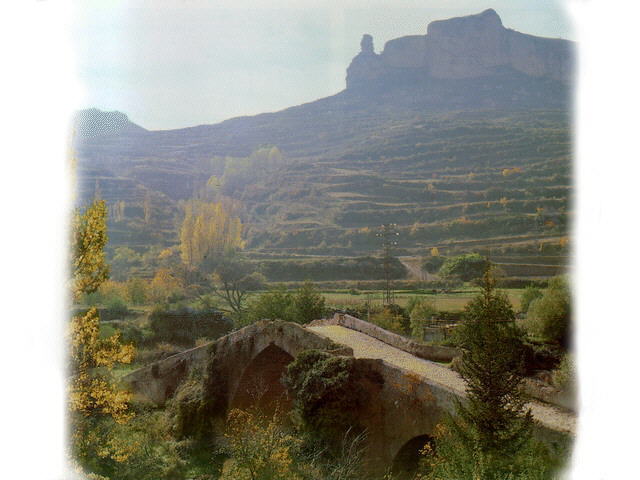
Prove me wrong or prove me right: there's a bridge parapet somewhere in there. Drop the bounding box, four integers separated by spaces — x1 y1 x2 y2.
309 313 460 362
123 320 350 405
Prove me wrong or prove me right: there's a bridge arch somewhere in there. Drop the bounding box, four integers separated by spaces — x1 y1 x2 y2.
229 342 294 413
391 434 436 479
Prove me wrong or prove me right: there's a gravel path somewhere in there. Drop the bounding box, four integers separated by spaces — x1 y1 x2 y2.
308 325 576 435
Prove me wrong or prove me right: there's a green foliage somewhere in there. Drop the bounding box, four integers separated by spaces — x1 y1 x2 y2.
283 350 369 441
212 255 265 315
425 422 566 480
438 253 489 282
125 277 148 305
102 296 130 320
169 377 210 439
524 276 571 347
73 408 188 480
110 247 142 281
369 306 407 335
291 281 326 323
427 267 535 479
245 283 327 326
218 146 286 198
219 408 367 480
259 256 407 282
552 353 575 391
148 305 232 346
421 255 445 274
220 408 304 480
245 288 294 325
409 299 437 339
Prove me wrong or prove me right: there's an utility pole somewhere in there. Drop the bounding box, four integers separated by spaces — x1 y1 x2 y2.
376 223 399 305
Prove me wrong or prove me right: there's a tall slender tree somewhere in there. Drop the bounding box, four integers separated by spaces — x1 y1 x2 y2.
428 266 534 480
71 199 110 301
69 200 136 473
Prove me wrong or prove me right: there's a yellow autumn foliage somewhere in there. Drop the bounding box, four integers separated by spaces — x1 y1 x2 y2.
180 200 244 269
220 409 303 480
69 308 135 423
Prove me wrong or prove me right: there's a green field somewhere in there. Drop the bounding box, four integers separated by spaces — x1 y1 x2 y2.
320 288 524 312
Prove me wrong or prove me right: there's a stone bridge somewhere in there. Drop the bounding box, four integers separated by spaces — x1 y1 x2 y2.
123 315 575 475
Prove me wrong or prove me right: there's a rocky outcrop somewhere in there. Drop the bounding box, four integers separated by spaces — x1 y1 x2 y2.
346 9 574 89
73 108 147 138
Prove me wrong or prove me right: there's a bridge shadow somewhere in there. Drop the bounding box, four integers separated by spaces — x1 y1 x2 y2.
229 343 294 415
391 434 436 479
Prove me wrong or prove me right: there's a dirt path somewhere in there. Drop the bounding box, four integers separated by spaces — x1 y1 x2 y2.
308 325 576 435
399 257 436 281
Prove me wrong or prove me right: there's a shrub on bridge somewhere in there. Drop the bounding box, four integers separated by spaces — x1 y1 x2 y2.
283 350 370 442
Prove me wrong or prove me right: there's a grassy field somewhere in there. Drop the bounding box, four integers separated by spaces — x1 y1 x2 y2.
321 288 524 312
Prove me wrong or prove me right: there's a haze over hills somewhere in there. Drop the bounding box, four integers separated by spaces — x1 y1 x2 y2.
73 9 573 277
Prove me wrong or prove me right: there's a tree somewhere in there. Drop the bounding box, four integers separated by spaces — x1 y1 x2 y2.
246 288 294 325
520 285 543 314
422 255 445 274
212 257 265 317
110 246 142 281
427 267 534 479
148 268 184 304
525 276 571 347
290 281 326 324
409 299 437 339
438 253 488 282
69 200 136 475
143 190 152 224
71 200 110 301
179 200 244 272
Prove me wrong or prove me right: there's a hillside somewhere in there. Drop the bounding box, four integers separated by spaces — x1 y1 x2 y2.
73 9 574 277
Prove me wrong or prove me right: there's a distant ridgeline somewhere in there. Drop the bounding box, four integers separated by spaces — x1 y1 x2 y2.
73 9 573 274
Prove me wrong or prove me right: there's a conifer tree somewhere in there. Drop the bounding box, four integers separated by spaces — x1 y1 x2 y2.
428 266 534 480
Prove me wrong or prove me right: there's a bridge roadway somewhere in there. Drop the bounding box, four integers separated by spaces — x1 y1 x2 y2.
308 324 576 436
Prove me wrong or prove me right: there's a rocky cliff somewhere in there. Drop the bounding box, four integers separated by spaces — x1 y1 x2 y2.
346 9 574 89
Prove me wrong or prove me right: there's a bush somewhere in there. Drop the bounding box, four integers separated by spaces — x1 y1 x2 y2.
126 277 148 305
291 282 326 323
422 255 445 274
369 306 407 335
520 285 543 313
438 253 489 282
410 300 437 339
100 297 131 321
106 321 148 347
75 408 187 480
245 288 294 324
283 350 380 442
524 276 571 347
552 353 575 390
245 283 327 325
148 306 233 346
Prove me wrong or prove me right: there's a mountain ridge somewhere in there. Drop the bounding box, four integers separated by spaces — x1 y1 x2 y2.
72 9 573 263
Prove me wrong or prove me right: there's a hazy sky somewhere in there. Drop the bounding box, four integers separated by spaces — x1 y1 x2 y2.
73 0 573 130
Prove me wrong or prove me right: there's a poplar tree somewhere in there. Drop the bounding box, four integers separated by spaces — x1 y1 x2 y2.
69 200 136 471
71 199 110 301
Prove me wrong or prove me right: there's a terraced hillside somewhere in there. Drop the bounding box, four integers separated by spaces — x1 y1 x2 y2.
239 110 570 258
73 10 573 278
